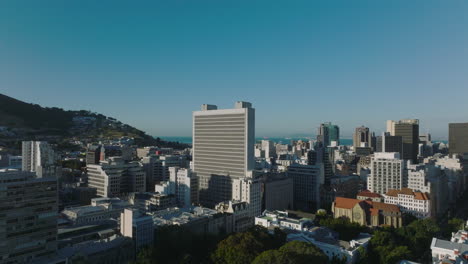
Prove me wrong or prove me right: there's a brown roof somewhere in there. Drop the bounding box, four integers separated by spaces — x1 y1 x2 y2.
334 197 361 209
334 197 400 213
386 188 430 200
414 192 430 200
372 201 401 212
357 190 382 198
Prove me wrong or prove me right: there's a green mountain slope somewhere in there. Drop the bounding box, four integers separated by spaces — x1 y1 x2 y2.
0 93 188 149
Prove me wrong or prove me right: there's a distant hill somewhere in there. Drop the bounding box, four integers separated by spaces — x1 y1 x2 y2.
0 93 189 150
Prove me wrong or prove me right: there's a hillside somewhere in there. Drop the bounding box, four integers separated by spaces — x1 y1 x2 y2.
0 93 189 150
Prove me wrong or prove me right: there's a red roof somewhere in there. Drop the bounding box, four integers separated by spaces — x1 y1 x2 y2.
334 197 401 213
334 197 361 209
386 188 430 200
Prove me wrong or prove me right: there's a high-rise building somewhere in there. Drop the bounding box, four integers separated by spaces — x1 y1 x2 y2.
87 157 146 197
367 152 404 195
0 169 58 263
376 132 403 156
317 122 340 147
353 126 371 148
287 163 324 211
387 119 419 163
449 123 468 156
193 101 255 207
22 141 60 178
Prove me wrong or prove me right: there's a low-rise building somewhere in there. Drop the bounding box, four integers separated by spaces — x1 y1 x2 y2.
216 200 252 232
430 234 468 264
150 206 234 235
288 229 372 264
127 192 176 212
255 210 313 231
356 190 383 202
62 197 131 225
383 188 431 218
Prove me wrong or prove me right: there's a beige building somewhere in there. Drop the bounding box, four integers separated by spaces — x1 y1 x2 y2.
332 197 402 228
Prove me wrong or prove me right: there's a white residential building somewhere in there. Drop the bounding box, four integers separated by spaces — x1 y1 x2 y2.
407 163 449 217
368 152 404 195
192 102 255 207
120 208 154 250
87 157 146 197
384 188 431 218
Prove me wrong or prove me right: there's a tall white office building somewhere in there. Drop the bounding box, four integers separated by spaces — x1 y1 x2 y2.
368 152 404 195
22 141 60 178
193 101 255 207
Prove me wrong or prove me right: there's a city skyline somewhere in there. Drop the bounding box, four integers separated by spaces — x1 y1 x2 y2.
2 1 468 138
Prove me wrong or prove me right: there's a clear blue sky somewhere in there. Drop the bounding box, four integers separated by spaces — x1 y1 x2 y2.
1 0 467 139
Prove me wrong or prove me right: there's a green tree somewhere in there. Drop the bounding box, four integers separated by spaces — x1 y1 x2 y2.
319 217 366 241
211 226 287 264
252 241 328 264
384 246 411 264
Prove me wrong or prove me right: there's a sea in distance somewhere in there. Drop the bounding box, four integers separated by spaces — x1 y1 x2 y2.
159 136 354 146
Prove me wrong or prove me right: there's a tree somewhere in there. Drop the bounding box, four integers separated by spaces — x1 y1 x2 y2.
211 232 265 264
384 246 411 264
252 250 289 264
319 217 366 241
446 218 466 237
252 241 328 264
211 226 287 264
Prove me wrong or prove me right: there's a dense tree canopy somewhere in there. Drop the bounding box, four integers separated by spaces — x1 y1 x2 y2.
252 241 328 264
211 226 286 264
319 217 367 241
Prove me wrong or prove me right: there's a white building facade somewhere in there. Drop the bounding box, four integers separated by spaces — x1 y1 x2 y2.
368 152 404 195
383 188 431 218
192 101 255 207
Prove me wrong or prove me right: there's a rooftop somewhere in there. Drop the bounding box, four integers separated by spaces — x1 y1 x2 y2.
357 190 382 198
386 188 430 200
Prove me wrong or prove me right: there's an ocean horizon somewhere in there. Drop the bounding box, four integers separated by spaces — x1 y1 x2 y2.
158 136 448 146
159 136 354 146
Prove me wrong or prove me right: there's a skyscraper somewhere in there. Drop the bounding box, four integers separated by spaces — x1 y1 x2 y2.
317 122 340 147
376 132 403 156
193 101 255 207
387 119 419 163
353 126 371 148
449 123 468 156
0 169 58 263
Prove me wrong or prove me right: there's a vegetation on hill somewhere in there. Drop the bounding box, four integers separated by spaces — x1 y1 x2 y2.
0 93 189 149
